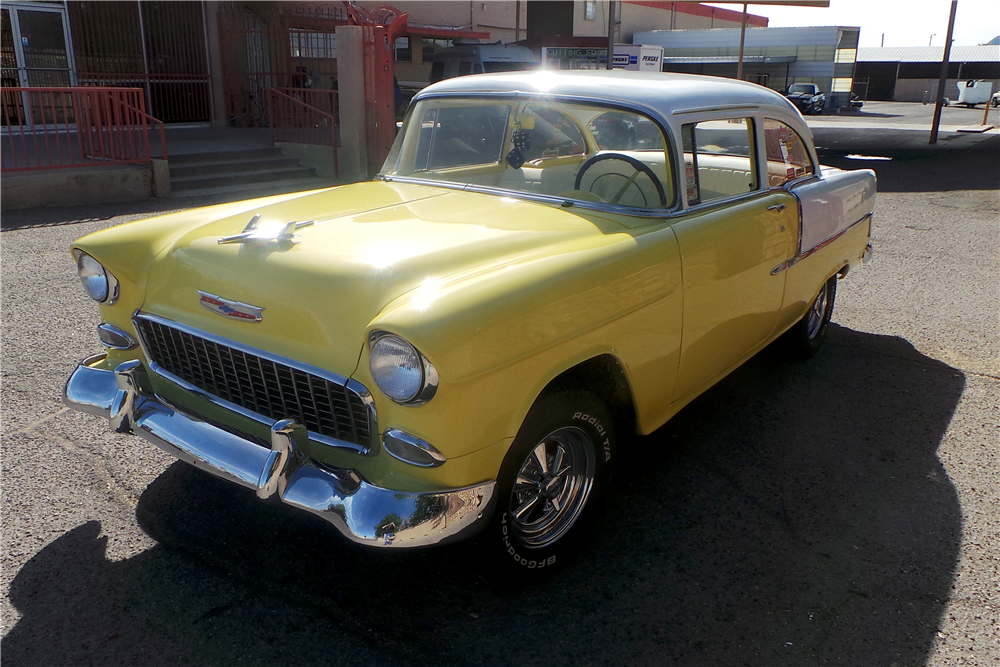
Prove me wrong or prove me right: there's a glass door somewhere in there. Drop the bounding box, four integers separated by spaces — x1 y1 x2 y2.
2 3 77 128
5 3 76 87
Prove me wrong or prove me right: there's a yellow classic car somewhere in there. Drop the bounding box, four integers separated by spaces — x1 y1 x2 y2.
65 71 875 569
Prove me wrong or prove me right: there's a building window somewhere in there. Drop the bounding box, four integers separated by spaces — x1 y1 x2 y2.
394 37 410 62
423 38 453 62
831 77 853 92
290 30 336 59
835 48 857 64
585 0 596 21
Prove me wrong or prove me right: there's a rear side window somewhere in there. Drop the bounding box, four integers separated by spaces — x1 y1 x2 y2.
763 119 814 186
681 118 757 206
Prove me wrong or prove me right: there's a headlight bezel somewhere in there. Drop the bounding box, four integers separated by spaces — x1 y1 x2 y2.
368 331 439 406
74 250 119 305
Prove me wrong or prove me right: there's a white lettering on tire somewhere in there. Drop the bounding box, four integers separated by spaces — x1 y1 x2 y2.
501 513 557 568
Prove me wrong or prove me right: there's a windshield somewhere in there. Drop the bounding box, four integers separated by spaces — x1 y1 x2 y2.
788 84 816 94
381 97 674 209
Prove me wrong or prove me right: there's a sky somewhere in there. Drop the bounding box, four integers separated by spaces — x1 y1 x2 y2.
705 1 1000 47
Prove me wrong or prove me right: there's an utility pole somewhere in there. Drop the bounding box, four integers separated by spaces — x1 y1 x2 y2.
515 0 520 43
929 1 958 144
736 3 748 80
606 0 616 70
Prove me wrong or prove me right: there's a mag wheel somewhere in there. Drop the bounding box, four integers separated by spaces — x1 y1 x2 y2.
783 275 837 359
491 391 614 571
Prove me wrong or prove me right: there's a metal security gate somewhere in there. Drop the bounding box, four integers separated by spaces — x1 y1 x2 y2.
219 4 345 128
66 1 210 123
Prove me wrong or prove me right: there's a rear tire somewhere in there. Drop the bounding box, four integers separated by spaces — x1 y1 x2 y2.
783 275 837 359
489 391 614 572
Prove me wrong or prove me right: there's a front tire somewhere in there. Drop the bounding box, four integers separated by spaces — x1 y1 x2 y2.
782 275 837 359
490 391 614 571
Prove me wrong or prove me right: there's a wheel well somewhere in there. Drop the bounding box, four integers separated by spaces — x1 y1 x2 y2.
837 263 850 278
539 355 638 439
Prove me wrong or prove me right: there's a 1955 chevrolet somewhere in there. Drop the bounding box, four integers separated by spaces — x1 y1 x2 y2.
65 71 875 569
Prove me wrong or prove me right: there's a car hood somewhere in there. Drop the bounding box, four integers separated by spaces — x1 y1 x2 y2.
141 180 628 375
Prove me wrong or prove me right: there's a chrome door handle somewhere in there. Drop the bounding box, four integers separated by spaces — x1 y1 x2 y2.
767 203 786 212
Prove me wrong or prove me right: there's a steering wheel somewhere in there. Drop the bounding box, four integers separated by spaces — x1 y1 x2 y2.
574 153 666 207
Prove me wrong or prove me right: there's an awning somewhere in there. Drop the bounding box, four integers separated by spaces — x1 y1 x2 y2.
403 26 490 41
662 55 797 64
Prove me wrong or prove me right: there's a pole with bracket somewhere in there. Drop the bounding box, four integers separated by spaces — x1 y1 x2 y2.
737 3 748 81
929 1 958 145
607 0 616 70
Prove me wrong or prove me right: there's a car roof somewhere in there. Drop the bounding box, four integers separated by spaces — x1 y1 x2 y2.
415 70 801 122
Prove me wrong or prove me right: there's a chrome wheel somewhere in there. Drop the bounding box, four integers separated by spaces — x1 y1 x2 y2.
806 282 829 339
509 426 596 549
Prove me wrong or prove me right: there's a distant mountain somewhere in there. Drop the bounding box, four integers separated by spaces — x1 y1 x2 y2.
985 35 1000 45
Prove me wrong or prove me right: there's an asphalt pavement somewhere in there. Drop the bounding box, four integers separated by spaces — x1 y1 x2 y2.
1 108 998 666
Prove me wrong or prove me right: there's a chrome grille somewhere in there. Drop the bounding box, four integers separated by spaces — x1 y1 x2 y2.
135 316 372 449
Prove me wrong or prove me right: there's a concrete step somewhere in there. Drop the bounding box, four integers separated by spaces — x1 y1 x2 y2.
171 175 343 199
168 147 285 165
169 156 301 178
171 166 317 192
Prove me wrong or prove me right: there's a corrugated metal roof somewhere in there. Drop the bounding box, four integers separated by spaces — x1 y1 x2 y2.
857 45 1000 63
636 26 853 48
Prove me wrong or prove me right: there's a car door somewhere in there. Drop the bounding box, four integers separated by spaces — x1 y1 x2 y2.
669 116 798 402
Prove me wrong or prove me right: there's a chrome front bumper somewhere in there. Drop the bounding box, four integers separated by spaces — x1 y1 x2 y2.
64 355 496 548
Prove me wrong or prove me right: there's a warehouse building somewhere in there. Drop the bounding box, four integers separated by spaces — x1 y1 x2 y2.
634 26 860 109
854 46 1000 102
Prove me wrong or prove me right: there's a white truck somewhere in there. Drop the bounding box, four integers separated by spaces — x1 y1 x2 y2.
955 80 993 107
430 44 537 82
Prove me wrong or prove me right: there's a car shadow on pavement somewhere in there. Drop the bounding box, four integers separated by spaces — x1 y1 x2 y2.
3 325 964 666
817 134 999 192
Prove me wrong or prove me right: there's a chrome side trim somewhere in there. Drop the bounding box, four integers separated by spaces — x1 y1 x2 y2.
97 323 137 350
132 312 377 456
672 103 759 116
771 213 873 275
63 358 497 549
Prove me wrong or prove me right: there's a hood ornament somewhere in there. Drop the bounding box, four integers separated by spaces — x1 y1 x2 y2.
198 291 265 322
218 214 314 246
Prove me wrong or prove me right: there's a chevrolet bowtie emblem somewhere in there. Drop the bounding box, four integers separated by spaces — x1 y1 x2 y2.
198 291 264 322
218 214 314 246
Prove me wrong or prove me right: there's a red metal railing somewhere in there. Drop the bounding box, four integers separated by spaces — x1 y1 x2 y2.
1 87 167 172
268 87 339 177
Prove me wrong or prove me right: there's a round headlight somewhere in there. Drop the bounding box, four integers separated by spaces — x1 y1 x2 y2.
370 334 436 404
77 252 110 302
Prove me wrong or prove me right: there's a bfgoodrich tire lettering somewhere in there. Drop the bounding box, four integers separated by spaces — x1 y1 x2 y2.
490 391 615 570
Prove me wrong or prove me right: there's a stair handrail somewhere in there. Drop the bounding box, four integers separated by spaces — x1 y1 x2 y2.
100 95 169 162
267 87 338 177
